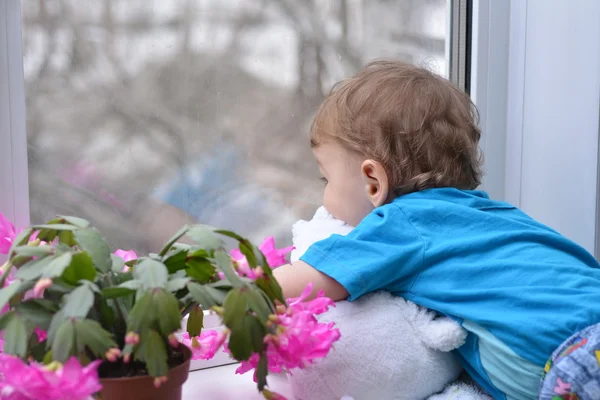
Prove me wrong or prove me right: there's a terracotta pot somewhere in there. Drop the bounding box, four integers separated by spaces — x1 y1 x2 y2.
98 345 192 400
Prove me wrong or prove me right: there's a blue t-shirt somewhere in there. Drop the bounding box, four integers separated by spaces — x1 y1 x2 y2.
300 188 600 399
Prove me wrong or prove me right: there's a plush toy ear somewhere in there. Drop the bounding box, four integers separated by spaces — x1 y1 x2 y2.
402 301 467 352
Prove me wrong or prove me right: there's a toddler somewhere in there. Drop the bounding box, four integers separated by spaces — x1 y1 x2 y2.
273 60 600 399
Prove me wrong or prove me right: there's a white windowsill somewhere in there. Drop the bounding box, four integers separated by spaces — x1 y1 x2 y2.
180 311 293 399
180 310 236 371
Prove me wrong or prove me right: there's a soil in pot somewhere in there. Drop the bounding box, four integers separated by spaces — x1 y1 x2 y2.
97 345 192 400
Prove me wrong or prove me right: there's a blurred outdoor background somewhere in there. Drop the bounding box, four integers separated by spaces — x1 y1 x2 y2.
21 0 448 253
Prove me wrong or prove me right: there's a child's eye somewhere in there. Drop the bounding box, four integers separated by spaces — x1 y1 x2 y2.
320 177 328 185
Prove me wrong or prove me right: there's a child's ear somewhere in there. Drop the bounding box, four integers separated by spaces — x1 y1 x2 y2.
361 160 390 207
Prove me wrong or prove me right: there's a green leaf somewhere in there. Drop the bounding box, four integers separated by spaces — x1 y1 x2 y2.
46 277 75 294
62 252 96 285
119 280 142 290
227 319 253 361
97 297 116 328
35 229 58 243
210 280 233 290
214 229 245 241
110 254 126 273
15 300 54 330
245 315 266 353
73 228 112 273
42 350 54 364
31 224 79 231
256 353 268 391
239 241 259 268
43 252 74 279
74 319 116 357
63 284 95 319
166 277 190 292
222 288 248 330
3 315 28 357
0 312 14 331
186 225 224 251
158 225 190 257
244 288 273 323
80 280 100 293
186 307 204 337
47 309 65 345
101 287 135 299
185 257 216 283
255 276 285 305
57 216 90 228
153 290 181 336
15 256 53 281
213 250 244 287
143 330 168 378
133 259 168 289
127 291 154 333
8 227 34 257
163 248 189 274
0 281 22 311
58 230 76 246
52 320 76 362
13 245 54 258
187 283 227 309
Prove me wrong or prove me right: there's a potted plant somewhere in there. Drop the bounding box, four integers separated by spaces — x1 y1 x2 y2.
0 213 340 400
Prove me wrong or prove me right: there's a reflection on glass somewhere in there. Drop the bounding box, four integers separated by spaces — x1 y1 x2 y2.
22 0 448 253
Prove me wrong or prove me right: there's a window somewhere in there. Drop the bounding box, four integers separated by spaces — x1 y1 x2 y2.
12 0 452 254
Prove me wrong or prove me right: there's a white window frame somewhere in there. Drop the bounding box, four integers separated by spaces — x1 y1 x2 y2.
0 0 30 266
471 0 600 256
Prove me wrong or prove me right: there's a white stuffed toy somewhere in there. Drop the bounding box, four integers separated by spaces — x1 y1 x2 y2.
288 207 491 400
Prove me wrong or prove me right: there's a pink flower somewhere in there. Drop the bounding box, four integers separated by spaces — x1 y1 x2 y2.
51 357 103 399
180 330 227 360
34 327 48 343
234 284 340 378
259 237 294 268
114 249 137 263
114 249 137 272
230 237 294 279
0 355 101 399
0 212 17 255
0 354 55 399
287 283 335 315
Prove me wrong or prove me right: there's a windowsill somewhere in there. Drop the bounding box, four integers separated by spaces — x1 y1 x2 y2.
180 311 293 398
180 310 235 371
183 364 292 400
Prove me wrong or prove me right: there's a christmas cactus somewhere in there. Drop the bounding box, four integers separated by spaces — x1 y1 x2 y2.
0 213 340 399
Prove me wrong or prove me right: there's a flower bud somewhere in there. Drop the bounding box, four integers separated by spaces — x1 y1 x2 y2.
153 376 168 388
168 333 179 348
33 278 52 298
125 332 140 345
105 347 121 362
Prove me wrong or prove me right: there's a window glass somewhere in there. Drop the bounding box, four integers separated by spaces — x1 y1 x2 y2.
22 0 448 252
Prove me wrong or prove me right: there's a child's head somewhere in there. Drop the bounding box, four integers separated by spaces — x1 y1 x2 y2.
311 60 482 226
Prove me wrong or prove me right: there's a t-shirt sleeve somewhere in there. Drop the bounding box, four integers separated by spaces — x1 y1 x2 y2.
300 204 425 301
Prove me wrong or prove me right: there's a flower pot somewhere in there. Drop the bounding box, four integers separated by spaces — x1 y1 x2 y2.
98 345 192 400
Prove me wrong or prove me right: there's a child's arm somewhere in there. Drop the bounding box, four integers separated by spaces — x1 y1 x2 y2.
273 260 349 301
